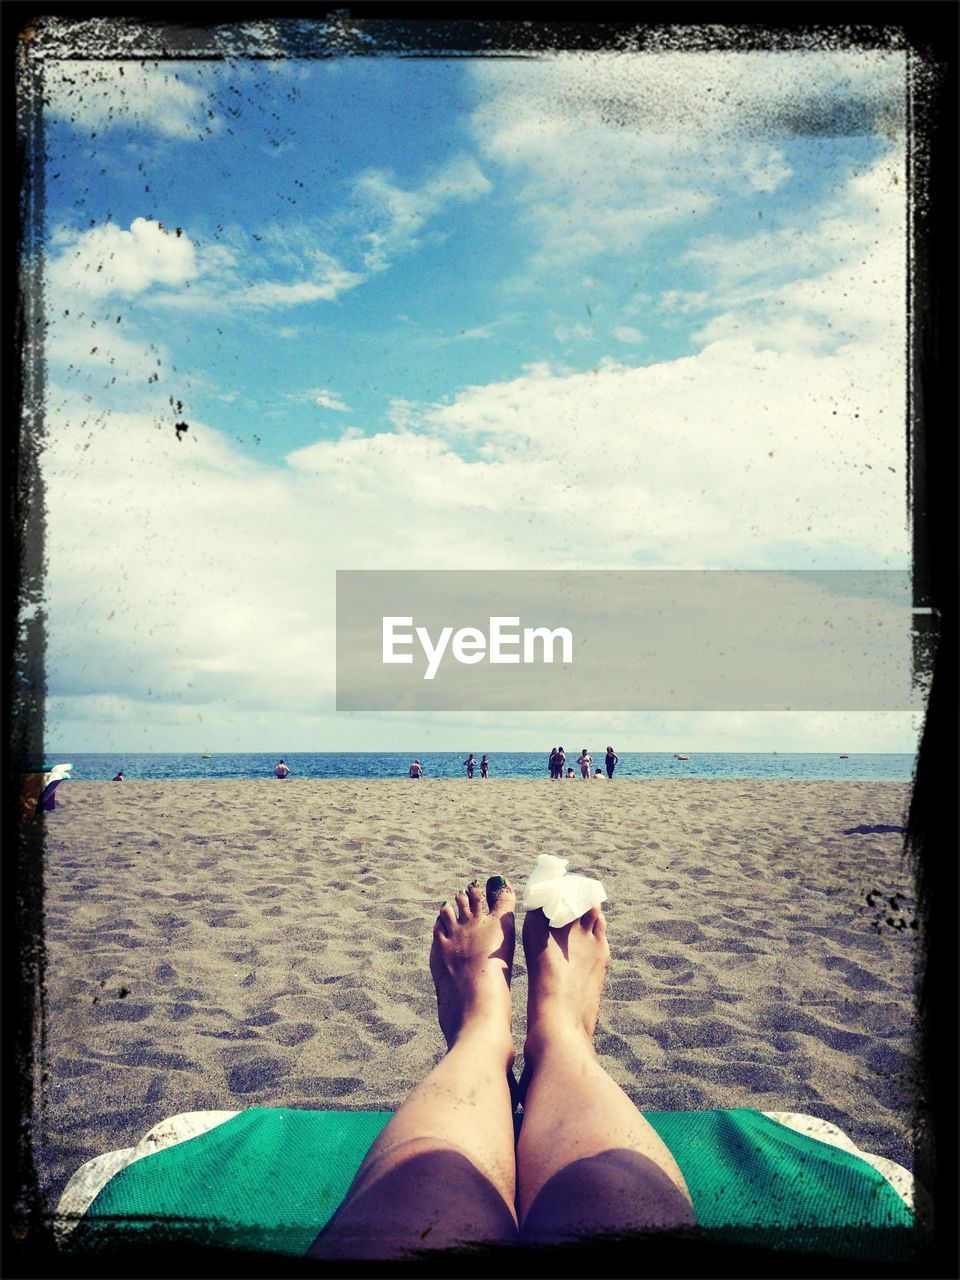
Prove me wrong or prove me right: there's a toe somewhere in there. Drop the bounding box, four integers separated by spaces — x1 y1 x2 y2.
455 890 471 921
522 906 550 953
486 875 516 915
466 880 485 914
437 902 457 935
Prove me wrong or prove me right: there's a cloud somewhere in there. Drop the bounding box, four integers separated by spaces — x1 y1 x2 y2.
684 150 906 354
43 60 216 139
471 49 905 143
46 218 198 298
45 319 171 391
612 325 644 344
355 155 492 270
40 334 910 747
112 225 365 314
312 389 350 412
555 322 593 344
241 272 363 308
468 50 904 269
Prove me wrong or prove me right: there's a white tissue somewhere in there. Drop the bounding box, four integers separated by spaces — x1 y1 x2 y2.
523 854 606 929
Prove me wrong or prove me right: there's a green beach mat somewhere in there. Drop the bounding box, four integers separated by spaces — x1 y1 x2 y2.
68 1107 919 1261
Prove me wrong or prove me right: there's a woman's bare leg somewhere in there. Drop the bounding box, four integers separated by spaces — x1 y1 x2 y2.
516 906 696 1243
308 877 519 1260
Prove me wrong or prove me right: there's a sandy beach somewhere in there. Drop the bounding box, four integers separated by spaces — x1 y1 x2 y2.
35 778 919 1223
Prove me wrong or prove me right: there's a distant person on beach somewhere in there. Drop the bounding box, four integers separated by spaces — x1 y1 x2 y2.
578 749 592 779
548 748 558 779
480 755 489 778
555 747 566 779
112 771 124 782
275 760 290 779
409 760 424 778
593 769 604 780
463 754 477 779
605 747 619 780
309 875 695 1260
564 768 576 779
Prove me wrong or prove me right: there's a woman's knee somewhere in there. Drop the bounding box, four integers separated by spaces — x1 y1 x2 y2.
310 1144 519 1259
520 1148 696 1244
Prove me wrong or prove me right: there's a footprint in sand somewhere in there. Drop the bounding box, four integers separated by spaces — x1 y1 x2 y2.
272 1022 317 1047
648 919 705 945
243 1011 281 1027
54 1057 101 1078
290 1075 362 1097
865 1042 915 1076
820 954 893 993
116 1048 199 1071
605 976 651 1001
656 996 717 1018
650 1018 733 1050
94 1002 151 1023
330 988 376 1014
225 1055 288 1094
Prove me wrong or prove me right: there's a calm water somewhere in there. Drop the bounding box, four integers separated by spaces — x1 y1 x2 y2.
40 752 916 782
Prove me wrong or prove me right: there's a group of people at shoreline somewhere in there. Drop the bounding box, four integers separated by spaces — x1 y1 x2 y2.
549 746 618 780
271 752 621 781
405 748 620 780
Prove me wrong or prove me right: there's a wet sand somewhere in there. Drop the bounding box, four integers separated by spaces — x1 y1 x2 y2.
36 778 919 1219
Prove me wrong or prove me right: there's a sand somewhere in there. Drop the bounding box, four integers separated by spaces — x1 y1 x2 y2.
35 778 920 1221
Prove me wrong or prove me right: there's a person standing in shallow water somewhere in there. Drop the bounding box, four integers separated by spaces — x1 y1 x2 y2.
463 754 476 779
605 747 619 780
275 760 290 779
480 755 489 778
308 875 695 1259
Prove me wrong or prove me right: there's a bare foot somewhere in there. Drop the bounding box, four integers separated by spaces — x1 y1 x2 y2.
521 906 610 1070
430 875 516 1057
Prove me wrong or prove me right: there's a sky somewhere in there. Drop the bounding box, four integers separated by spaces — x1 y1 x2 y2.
27 25 925 752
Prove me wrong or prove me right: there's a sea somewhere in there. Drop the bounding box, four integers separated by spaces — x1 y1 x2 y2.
41 753 916 782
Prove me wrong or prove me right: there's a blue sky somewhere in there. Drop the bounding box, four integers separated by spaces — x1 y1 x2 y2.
32 34 922 751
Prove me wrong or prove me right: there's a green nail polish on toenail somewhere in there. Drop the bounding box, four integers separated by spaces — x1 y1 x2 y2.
468 879 481 888
440 900 448 908
487 875 506 892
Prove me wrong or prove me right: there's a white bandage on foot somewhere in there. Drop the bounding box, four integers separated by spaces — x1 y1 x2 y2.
523 854 607 929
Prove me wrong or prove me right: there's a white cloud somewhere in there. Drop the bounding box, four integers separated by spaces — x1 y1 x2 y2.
241 272 363 308
46 218 197 299
355 155 492 270
123 228 365 314
43 61 216 140
312 389 350 412
469 50 905 269
659 289 711 314
471 49 905 143
45 320 171 393
685 150 906 355
555 322 593 344
612 325 644 344
741 144 793 194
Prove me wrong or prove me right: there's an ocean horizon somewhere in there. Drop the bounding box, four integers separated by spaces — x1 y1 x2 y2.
39 752 917 783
